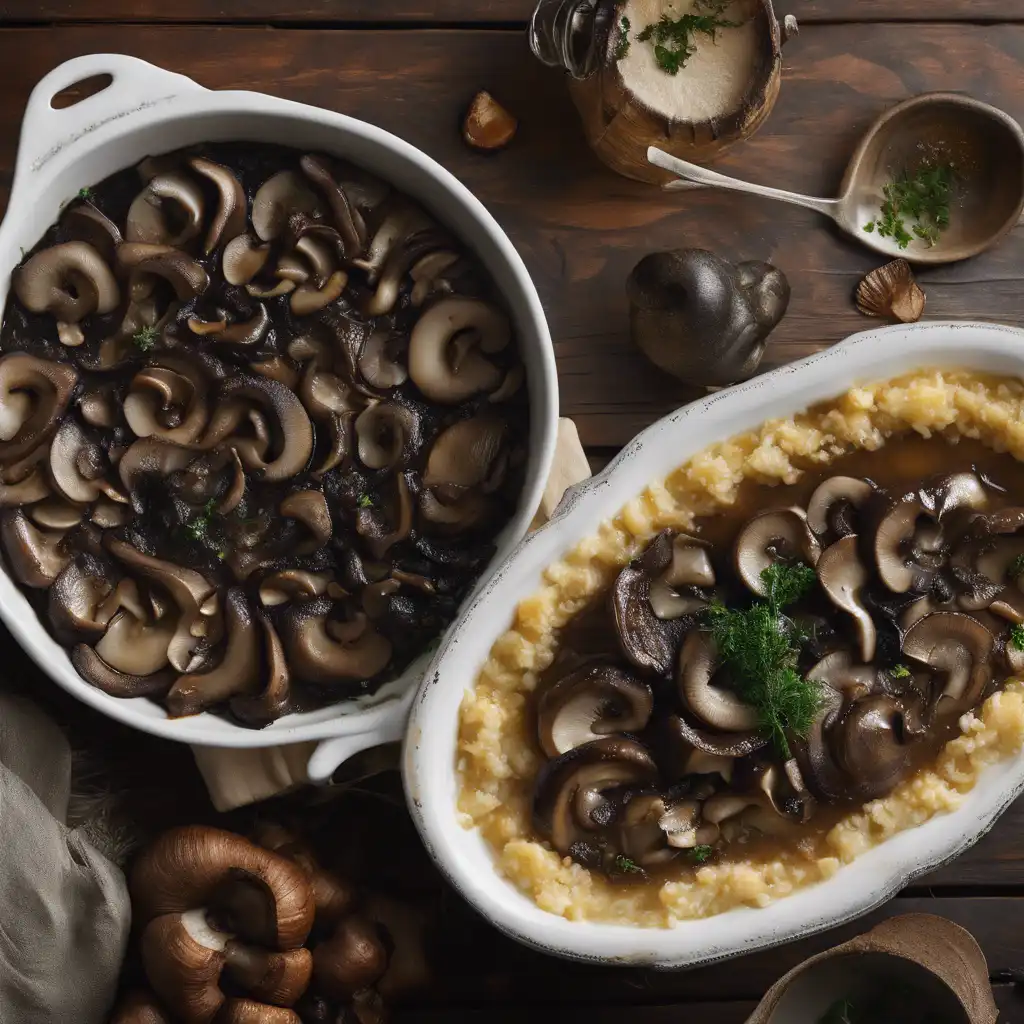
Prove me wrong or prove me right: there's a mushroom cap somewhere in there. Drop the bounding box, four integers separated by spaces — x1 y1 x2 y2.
126 171 205 247
532 736 659 855
355 401 421 472
72 642 176 699
0 508 70 588
14 241 119 322
677 631 760 732
189 156 247 254
230 613 292 727
816 535 876 663
131 825 315 948
251 171 320 242
223 233 272 286
0 353 77 464
833 693 915 799
662 710 767 758
649 534 715 620
734 507 820 597
536 664 653 757
902 611 993 712
311 915 388 1000
806 475 873 538
874 497 933 593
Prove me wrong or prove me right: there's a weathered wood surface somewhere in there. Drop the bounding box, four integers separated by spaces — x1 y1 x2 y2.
3 0 1024 24
3 24 1024 445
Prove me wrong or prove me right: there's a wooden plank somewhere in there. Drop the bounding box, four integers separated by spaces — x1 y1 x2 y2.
4 1 1024 25
1 23 1024 450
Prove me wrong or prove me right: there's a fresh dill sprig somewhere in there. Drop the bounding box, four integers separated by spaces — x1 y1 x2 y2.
689 844 713 864
613 854 642 874
133 325 159 352
704 562 823 757
1011 623 1024 651
635 1 738 76
614 15 631 60
864 163 953 250
185 498 218 541
357 493 374 509
890 663 911 679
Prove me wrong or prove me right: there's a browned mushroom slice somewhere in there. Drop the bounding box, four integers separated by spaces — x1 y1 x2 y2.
874 498 938 593
833 693 919 800
616 794 685 866
536 664 653 757
649 533 715 620
0 508 70 587
14 242 120 330
281 597 392 685
531 737 659 857
806 476 873 539
677 632 760 732
408 297 510 404
60 202 123 264
48 417 110 504
223 233 272 286
610 531 694 676
734 508 820 597
355 402 421 472
189 156 247 253
165 589 260 717
299 155 365 257
229 613 292 727
791 682 845 800
364 229 452 318
280 490 332 554
125 172 205 247
0 354 77 466
127 249 209 302
49 559 138 644
252 171 321 242
118 438 195 511
816 535 876 662
410 250 461 307
357 473 413 558
352 199 435 281
72 643 176 699
806 649 876 702
0 464 49 506
358 329 409 390
664 709 767 758
921 472 988 520
214 306 271 347
902 611 993 714
258 570 333 607
291 270 348 317
755 759 816 823
124 361 210 447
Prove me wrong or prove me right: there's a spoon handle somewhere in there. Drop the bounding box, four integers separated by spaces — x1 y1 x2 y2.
648 147 840 220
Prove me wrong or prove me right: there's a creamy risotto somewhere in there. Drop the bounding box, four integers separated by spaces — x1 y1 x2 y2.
457 370 1024 926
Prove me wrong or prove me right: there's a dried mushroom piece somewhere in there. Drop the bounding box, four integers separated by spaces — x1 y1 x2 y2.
856 259 926 323
462 91 519 151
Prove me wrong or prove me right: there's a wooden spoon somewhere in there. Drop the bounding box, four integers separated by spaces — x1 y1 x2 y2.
650 92 1024 265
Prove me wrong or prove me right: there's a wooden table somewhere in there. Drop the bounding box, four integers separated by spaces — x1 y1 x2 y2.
4 1 1024 1021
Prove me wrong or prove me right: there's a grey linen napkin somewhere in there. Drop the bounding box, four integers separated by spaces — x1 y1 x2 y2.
0 693 130 1024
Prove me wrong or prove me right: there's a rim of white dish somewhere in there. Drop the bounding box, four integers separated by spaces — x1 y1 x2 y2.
405 321 1024 967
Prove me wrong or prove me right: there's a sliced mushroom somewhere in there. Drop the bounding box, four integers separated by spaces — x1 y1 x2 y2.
165 589 260 717
189 156 247 253
358 330 408 389
903 611 993 713
281 597 392 685
48 558 127 643
128 249 209 301
71 643 175 699
537 665 653 757
532 737 658 856
806 649 876 702
251 171 320 242
280 490 332 554
734 508 820 597
874 498 938 594
352 200 434 281
299 155 365 257
95 608 176 677
0 508 69 587
355 402 421 472
791 682 845 800
649 534 715 620
663 710 767 758
677 632 760 732
356 473 413 558
60 202 123 263
118 438 195 511
0 354 77 466
258 570 332 607
124 362 210 447
816 535 876 662
806 476 873 539
216 306 271 347
291 270 348 317
423 415 505 491
364 229 451 318
126 172 205 247
834 694 917 799
922 472 988 520
223 233 272 286
14 241 120 324
408 297 510 404
49 417 109 504
757 759 816 823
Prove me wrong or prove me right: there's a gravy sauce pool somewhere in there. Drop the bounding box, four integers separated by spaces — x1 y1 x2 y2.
533 433 1024 885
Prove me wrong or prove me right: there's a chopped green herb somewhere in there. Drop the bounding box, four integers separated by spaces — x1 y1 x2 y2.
133 325 159 352
357 493 374 509
689 844 713 864
77 187 93 200
704 562 823 757
890 663 911 679
1009 553 1024 579
614 15 631 60
864 163 953 250
1011 623 1024 651
185 498 218 542
635 1 738 76
613 855 642 874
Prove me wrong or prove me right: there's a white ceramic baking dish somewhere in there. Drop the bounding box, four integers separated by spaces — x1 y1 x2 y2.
0 54 558 781
405 321 1024 968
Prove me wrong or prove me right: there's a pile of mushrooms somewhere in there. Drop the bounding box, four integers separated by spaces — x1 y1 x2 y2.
108 823 429 1024
0 144 527 723
531 471 1024 876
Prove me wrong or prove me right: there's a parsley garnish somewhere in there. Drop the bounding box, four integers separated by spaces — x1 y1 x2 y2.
864 163 953 250
636 1 738 76
357 493 374 509
78 187 93 200
1009 553 1024 579
185 498 218 542
133 325 159 352
613 855 642 874
1011 624 1024 651
704 562 823 757
614 15 631 60
890 663 911 679
689 844 713 864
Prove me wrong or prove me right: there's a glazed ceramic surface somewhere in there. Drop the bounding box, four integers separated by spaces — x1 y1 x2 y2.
405 321 1024 967
0 54 558 780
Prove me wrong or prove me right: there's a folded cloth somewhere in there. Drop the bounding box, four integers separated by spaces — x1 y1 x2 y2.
0 694 130 1024
195 417 593 811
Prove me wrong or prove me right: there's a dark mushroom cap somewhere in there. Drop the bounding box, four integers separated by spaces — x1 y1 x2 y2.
833 693 916 799
902 611 993 714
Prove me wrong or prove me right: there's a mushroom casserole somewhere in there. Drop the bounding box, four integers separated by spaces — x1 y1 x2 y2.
0 143 528 725
458 371 1024 925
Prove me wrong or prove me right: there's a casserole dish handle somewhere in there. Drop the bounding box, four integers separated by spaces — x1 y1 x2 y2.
12 54 204 199
305 706 408 784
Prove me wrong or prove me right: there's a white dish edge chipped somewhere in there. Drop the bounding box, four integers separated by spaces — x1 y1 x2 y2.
405 321 1024 968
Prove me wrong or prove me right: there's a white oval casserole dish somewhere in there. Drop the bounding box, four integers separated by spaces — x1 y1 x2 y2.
0 54 558 780
406 321 1024 968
